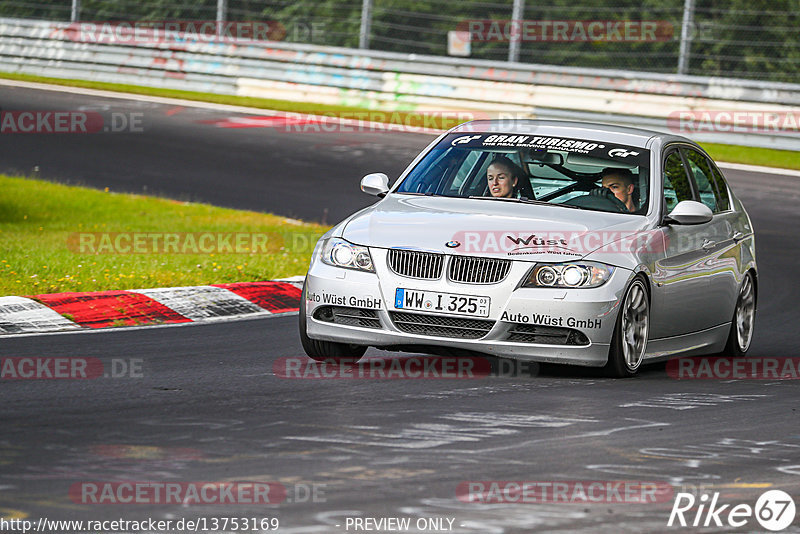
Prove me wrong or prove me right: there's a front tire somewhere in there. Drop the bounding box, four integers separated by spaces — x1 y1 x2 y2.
722 271 756 357
298 280 367 362
605 276 649 378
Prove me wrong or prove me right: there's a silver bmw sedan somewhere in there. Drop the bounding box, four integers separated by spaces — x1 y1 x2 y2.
299 120 757 377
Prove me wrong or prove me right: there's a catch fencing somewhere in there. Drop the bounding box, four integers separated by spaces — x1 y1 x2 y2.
0 17 798 149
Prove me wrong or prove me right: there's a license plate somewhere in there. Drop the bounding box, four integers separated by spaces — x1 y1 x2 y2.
394 288 490 317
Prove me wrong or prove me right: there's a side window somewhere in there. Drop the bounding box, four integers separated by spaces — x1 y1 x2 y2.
460 153 493 195
662 150 693 213
401 149 453 194
682 148 718 213
529 163 574 198
709 163 731 211
506 152 533 195
449 150 481 193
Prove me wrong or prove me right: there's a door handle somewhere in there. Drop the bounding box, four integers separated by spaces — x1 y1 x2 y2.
732 231 745 242
702 239 716 250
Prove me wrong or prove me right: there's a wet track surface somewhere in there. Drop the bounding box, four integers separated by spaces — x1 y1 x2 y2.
1 84 799 532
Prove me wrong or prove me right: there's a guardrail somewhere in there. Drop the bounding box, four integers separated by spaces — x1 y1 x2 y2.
1 17 797 150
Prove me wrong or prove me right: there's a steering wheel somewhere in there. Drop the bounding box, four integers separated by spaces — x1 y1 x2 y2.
563 188 629 213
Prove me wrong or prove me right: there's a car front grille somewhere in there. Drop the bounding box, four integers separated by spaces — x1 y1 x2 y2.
387 249 511 284
387 249 444 280
389 311 494 339
506 324 590 345
313 306 381 329
448 256 511 284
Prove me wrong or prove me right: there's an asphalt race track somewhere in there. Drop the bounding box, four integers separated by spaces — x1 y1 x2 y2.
0 84 431 223
1 84 800 532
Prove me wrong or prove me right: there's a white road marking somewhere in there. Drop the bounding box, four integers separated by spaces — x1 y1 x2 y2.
619 392 766 410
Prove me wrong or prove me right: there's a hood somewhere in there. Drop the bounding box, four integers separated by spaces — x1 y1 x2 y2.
340 194 651 262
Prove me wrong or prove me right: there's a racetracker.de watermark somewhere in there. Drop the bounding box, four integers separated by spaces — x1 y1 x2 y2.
208 111 605 133
225 111 489 134
67 232 324 254
457 480 675 504
69 482 325 505
273 356 539 379
667 110 800 135
449 230 667 255
0 357 143 379
0 110 144 134
458 19 674 42
70 482 286 504
667 357 800 380
59 20 325 44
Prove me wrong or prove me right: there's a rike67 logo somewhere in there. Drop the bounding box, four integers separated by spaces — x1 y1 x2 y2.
668 490 796 531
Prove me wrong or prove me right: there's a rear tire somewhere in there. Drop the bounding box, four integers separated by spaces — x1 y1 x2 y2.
605 276 649 378
721 271 756 357
298 280 367 363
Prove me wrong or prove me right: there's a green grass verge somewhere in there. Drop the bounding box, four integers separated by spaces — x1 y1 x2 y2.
700 143 799 170
0 175 328 296
3 71 797 170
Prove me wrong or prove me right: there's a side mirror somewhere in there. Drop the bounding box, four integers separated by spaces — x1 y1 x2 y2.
360 173 390 197
665 200 713 225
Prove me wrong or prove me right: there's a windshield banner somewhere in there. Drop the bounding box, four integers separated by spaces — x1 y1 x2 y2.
444 133 648 167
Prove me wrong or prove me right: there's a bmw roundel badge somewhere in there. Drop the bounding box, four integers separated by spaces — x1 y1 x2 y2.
445 241 460 248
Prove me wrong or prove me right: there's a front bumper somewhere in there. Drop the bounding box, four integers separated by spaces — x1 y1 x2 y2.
304 250 633 367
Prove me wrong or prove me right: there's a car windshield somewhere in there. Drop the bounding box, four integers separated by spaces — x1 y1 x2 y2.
395 132 650 215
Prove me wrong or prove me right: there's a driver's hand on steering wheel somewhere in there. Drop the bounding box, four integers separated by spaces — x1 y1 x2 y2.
588 187 630 213
589 187 616 200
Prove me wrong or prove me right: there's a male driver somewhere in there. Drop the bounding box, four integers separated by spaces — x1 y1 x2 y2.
597 167 637 212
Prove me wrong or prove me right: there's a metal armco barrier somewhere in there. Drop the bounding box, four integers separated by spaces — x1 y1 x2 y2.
1 17 798 150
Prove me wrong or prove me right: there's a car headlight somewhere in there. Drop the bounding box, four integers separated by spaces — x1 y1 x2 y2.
521 262 614 288
321 238 374 272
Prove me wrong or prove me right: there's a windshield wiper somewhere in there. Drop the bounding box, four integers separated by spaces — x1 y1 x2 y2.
396 191 437 196
467 196 589 209
468 195 529 203
401 193 592 211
